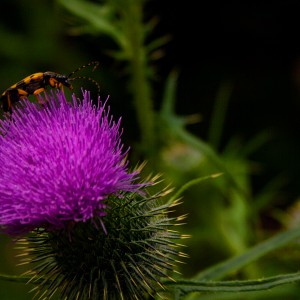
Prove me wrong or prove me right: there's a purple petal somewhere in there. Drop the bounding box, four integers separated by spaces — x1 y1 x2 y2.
0 90 143 235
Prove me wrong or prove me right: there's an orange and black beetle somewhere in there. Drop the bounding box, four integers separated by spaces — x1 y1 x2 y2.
1 61 100 113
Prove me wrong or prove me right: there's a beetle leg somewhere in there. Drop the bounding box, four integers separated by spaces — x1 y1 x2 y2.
49 78 62 89
2 88 28 114
33 88 45 95
31 88 47 107
2 93 12 113
34 94 48 108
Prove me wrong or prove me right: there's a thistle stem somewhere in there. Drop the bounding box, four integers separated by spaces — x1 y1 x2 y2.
119 0 155 160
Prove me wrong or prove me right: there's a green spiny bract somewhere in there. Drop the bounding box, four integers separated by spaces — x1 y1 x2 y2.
17 183 188 300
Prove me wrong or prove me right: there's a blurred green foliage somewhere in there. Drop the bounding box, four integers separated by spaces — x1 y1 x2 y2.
1 0 300 299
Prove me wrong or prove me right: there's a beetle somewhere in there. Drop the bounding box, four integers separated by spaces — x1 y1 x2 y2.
0 61 100 114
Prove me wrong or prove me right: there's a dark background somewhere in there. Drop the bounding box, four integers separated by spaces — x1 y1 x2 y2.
155 0 300 205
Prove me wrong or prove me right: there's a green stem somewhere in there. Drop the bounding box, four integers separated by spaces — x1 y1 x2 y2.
121 0 155 159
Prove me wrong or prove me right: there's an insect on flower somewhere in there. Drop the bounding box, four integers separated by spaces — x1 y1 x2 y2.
0 61 100 114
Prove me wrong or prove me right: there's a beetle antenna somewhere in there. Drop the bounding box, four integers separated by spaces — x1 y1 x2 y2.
69 76 101 95
68 61 99 78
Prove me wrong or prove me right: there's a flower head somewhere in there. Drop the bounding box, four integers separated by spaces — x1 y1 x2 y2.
19 181 189 300
0 90 142 235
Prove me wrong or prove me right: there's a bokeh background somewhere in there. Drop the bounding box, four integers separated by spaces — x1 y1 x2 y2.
1 0 300 299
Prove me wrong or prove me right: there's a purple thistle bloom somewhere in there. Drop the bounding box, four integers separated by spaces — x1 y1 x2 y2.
0 90 142 235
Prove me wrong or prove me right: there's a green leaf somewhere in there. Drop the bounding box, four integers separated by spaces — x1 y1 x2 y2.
207 80 233 150
168 173 223 204
191 225 300 281
0 273 29 284
159 71 251 202
166 272 300 295
57 0 125 47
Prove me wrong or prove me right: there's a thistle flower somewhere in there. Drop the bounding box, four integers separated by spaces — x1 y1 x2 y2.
0 90 188 299
0 90 142 235
18 182 189 300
